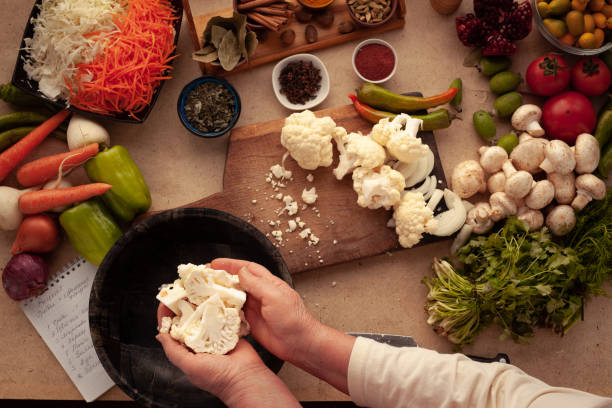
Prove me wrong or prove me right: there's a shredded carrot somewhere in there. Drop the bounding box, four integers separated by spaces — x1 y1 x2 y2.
68 0 178 119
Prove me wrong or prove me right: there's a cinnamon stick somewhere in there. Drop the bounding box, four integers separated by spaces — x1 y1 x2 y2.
267 15 287 24
237 0 280 11
247 12 280 31
253 7 291 17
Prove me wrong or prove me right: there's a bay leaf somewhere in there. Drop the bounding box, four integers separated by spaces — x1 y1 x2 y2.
192 49 219 63
233 13 248 59
194 44 215 55
245 31 258 58
211 25 228 49
218 30 241 71
203 15 236 44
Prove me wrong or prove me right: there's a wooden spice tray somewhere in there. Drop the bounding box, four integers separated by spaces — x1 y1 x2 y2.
183 0 406 76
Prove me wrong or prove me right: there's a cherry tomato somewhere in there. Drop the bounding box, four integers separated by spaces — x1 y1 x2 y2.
541 91 596 144
571 57 612 96
526 54 571 96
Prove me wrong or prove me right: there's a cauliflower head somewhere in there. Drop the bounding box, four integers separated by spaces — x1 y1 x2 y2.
371 114 429 164
352 165 405 210
281 110 344 170
393 191 437 248
157 264 249 355
333 131 386 180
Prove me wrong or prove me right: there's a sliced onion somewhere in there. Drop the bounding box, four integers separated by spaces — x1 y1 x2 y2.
394 160 418 179
423 176 437 200
412 176 431 194
405 150 434 187
428 189 467 237
427 189 444 211
450 224 473 254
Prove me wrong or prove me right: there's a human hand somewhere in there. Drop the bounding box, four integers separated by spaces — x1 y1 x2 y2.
210 258 320 364
156 304 270 402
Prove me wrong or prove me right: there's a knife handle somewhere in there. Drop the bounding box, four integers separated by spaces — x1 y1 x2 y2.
467 353 510 364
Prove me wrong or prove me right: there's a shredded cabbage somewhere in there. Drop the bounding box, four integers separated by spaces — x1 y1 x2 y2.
23 0 123 100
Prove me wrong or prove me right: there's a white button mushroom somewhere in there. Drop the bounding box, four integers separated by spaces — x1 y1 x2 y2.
511 104 545 137
571 174 606 210
517 206 544 231
510 139 546 173
546 205 576 236
479 146 508 173
539 140 576 174
466 202 494 234
502 160 534 199
525 180 555 210
547 172 576 205
489 191 518 221
574 133 600 174
451 160 486 199
487 171 506 194
518 132 533 143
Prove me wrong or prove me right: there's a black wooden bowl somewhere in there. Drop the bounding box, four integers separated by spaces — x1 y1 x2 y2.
11 0 182 124
89 208 291 408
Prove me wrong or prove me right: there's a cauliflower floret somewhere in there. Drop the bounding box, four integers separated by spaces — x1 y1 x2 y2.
393 191 437 248
371 114 429 164
333 131 386 180
178 264 246 308
352 165 405 210
281 110 345 170
170 294 244 355
158 264 250 355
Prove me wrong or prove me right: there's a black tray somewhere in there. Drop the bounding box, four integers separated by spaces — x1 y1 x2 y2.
11 0 183 124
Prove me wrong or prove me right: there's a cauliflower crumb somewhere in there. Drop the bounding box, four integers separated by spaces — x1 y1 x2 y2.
251 199 257 204
331 281 337 287
302 187 318 204
333 239 338 245
270 164 292 180
269 220 276 226
299 228 311 239
288 220 297 232
296 217 306 228
309 233 320 246
271 230 283 244
275 193 283 200
306 174 314 182
281 195 298 216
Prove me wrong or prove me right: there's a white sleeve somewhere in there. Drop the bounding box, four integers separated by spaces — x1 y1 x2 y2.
347 337 611 408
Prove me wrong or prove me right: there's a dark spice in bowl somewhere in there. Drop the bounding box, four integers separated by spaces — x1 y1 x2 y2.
279 60 321 105
184 82 235 133
355 43 395 81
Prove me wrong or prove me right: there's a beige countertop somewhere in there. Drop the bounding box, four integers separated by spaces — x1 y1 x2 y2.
0 0 610 403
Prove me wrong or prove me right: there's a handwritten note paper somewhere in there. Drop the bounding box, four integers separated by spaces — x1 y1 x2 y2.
20 257 115 402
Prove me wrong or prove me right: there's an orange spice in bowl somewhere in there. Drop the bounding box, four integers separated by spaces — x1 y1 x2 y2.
297 0 335 9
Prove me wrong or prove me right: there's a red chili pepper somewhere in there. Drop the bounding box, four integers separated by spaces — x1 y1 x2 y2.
348 94 454 131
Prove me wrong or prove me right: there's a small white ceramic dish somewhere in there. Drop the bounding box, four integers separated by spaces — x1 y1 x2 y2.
352 39 398 84
272 53 330 111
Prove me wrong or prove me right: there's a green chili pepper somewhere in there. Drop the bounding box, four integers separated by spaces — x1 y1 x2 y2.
0 111 50 132
0 84 46 108
356 83 458 113
349 94 454 131
85 145 151 223
0 126 66 152
59 199 122 266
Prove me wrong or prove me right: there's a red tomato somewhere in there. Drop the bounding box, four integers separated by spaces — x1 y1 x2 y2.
526 54 571 96
571 57 612 96
541 91 596 144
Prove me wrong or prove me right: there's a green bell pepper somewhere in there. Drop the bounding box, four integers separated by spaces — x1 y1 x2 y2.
59 200 122 266
85 145 151 222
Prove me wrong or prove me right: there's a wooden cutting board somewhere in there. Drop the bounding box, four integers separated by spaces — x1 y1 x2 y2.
146 103 448 274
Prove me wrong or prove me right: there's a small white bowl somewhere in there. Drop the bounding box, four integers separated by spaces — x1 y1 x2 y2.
352 39 398 84
272 53 330 111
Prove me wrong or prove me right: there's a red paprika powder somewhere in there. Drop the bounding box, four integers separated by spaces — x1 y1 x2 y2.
354 44 395 81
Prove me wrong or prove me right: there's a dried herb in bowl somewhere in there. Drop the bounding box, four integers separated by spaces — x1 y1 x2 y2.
279 61 321 105
184 82 235 133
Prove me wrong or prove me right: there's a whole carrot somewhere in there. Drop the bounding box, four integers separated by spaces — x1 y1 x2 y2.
17 143 99 187
18 183 112 215
0 109 71 182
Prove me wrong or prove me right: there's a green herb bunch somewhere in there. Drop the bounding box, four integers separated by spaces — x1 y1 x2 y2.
424 189 611 346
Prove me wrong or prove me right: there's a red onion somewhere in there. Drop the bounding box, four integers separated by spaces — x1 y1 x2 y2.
2 253 49 301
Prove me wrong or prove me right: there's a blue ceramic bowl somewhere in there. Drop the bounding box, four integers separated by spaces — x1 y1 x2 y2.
177 76 241 138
